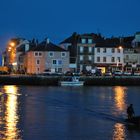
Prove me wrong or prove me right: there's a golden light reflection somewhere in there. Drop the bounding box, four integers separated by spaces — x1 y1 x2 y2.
114 86 127 113
113 123 126 140
2 85 21 140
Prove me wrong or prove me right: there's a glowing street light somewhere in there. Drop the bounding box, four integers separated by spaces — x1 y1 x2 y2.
118 46 122 50
9 42 15 47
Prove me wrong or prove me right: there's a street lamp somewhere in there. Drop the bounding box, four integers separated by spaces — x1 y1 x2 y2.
9 42 15 47
117 45 123 71
6 41 17 73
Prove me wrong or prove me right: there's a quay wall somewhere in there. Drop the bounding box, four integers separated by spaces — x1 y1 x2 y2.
0 75 140 86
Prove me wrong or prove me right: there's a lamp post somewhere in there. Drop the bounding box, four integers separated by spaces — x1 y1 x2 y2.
117 45 123 71
6 41 16 73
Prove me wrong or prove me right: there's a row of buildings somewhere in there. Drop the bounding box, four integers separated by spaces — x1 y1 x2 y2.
2 32 140 74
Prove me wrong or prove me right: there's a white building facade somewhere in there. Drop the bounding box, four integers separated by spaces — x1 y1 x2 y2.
94 46 124 72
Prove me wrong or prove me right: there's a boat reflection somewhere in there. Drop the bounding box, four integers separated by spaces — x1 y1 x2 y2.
113 123 126 140
1 85 21 140
113 86 127 113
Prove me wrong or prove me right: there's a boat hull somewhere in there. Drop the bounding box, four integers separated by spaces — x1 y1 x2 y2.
60 81 84 86
125 116 140 126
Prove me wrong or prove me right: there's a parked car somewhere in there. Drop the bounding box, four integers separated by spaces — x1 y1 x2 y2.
0 71 9 75
104 71 112 76
64 71 74 76
123 71 132 76
133 71 140 76
113 70 123 76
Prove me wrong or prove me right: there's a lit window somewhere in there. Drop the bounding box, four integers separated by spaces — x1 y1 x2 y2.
80 46 84 53
88 39 92 44
88 55 92 60
81 39 86 44
88 47 92 53
80 55 83 61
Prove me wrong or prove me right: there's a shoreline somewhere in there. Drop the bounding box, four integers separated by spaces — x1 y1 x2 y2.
0 75 140 86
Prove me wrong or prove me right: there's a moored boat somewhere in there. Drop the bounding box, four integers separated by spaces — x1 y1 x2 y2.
59 76 84 86
125 116 140 126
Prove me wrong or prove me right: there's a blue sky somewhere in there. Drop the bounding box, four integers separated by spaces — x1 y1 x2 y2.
0 0 140 54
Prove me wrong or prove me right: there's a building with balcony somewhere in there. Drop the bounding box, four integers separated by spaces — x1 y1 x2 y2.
60 32 103 72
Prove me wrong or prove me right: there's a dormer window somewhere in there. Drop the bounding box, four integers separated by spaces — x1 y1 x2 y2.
34 52 42 57
81 39 86 44
34 52 38 56
49 52 54 57
61 52 66 57
88 39 92 44
39 52 42 56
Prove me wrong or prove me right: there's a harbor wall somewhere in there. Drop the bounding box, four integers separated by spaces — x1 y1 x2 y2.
0 75 140 86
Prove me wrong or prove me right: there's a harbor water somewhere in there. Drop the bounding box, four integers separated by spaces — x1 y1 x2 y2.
0 85 140 140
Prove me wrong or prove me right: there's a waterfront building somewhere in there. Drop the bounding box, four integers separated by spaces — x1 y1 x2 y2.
2 38 32 73
2 32 140 74
123 34 140 72
94 37 124 72
60 32 103 72
25 38 69 74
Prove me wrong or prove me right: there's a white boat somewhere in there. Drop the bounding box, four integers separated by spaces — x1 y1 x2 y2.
59 77 84 86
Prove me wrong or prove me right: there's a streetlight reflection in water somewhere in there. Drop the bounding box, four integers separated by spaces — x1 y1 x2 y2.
114 86 127 113
112 86 127 140
113 123 126 140
1 85 21 140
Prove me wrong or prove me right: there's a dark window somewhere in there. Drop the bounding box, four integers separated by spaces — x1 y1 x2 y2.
103 48 106 53
97 48 100 53
112 48 115 53
111 57 115 62
103 57 106 62
97 57 100 62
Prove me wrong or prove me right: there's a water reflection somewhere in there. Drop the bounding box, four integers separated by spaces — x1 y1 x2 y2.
113 123 126 140
113 86 127 113
1 85 21 140
112 87 127 140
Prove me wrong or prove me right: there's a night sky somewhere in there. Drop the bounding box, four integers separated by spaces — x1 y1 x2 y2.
0 0 140 55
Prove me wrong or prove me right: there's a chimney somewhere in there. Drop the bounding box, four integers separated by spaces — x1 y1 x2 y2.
45 38 50 44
